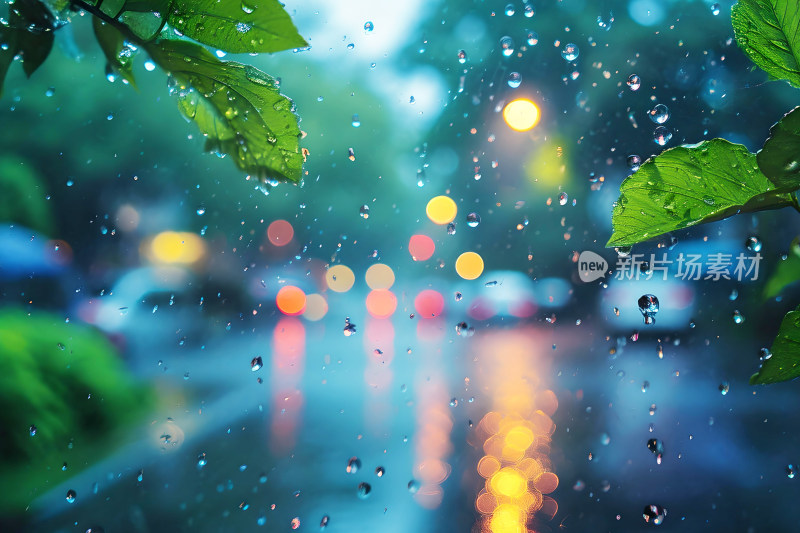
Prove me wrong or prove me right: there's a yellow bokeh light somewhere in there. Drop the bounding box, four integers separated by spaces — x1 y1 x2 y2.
426 195 457 225
303 293 328 321
148 231 205 264
455 252 484 280
365 263 395 290
489 504 526 533
503 99 540 132
325 264 355 292
505 426 535 451
490 468 528 498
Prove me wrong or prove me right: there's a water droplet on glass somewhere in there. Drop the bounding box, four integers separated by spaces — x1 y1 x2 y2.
627 74 641 91
320 515 330 529
500 36 515 57
455 321 475 337
745 235 762 252
648 104 670 124
364 21 374 32
711 3 720 15
351 114 361 127
457 49 467 64
144 60 156 72
507 72 522 88
454 292 462 301
559 192 569 206
787 464 796 479
719 382 729 395
597 13 614 31
759 348 772 361
653 126 672 146
643 504 667 525
251 356 263 371
647 438 665 464
466 212 481 227
447 222 456 235
291 517 301 529
407 479 420 493
561 43 579 61
359 204 370 219
196 207 205 216
449 397 458 407
375 466 385 477
526 31 539 46
197 453 207 468
732 310 744 324
524 4 534 17
66 490 76 503
29 425 37 436
357 482 371 499
346 456 361 474
638 294 659 325
348 147 356 161
343 317 357 336
627 154 642 171
504 3 515 16
641 380 650 392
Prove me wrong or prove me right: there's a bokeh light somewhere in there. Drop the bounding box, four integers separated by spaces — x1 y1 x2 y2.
414 289 445 318
325 264 355 292
365 289 398 319
409 234 436 261
455 251 484 280
276 286 306 316
502 99 540 132
365 263 395 289
148 231 206 264
267 219 294 246
425 195 457 225
302 293 328 321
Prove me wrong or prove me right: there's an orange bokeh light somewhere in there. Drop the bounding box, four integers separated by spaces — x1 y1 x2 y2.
408 234 435 261
276 286 306 315
366 289 397 319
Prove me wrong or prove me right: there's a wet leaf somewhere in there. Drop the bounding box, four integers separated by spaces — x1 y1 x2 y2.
0 1 55 96
757 106 800 189
168 0 307 54
750 305 800 384
763 237 800 299
147 38 303 183
92 17 137 88
732 0 800 89
607 139 795 247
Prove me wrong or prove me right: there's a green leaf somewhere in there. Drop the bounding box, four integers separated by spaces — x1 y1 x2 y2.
0 1 55 95
750 305 800 384
146 38 304 183
92 17 137 87
764 237 800 299
167 0 307 54
0 155 55 235
607 139 795 247
757 106 800 189
731 0 800 88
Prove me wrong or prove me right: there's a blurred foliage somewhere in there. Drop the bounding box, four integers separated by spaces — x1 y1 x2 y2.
764 236 800 299
0 155 54 234
0 309 152 512
1 0 306 183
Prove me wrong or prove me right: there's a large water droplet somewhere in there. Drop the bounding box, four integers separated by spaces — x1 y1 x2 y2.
364 21 374 32
407 479 420 493
526 31 539 46
643 504 667 525
507 72 522 88
66 489 76 503
745 235 762 252
653 126 672 146
647 438 665 464
559 192 569 206
375 466 385 477
648 104 670 124
346 456 361 473
711 3 721 15
500 36 515 56
627 74 641 90
561 43 579 61
466 212 481 227
638 294 659 325
357 482 371 499
504 3 515 16
627 154 642 171
732 310 744 324
251 356 263 371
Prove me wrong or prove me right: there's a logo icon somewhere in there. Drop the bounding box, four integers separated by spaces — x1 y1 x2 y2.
578 251 608 282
